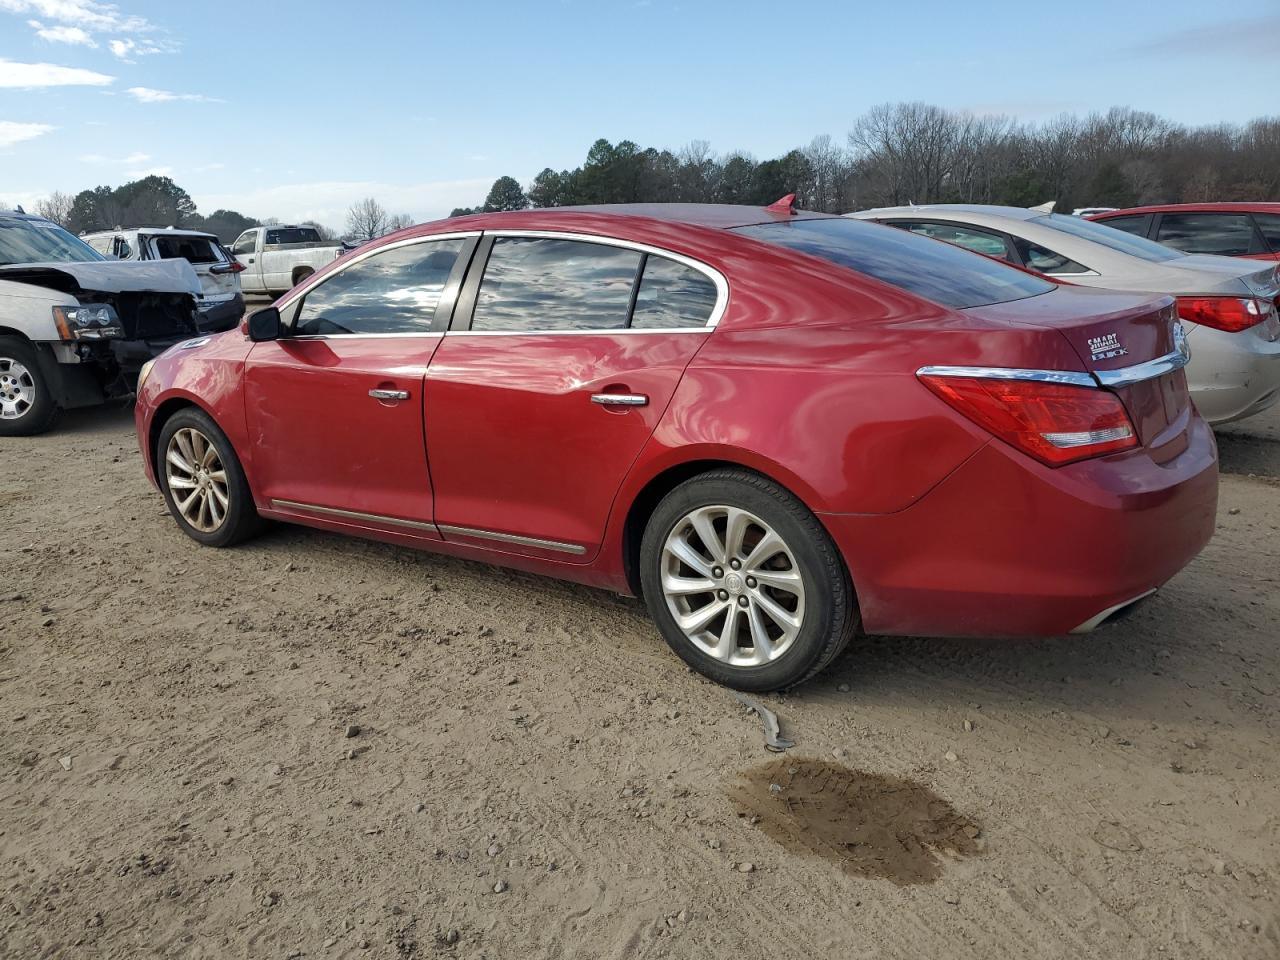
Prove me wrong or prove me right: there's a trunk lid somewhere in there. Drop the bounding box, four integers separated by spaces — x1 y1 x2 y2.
965 286 1189 456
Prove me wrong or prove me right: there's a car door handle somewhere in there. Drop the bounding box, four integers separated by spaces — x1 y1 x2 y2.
591 393 648 406
369 388 410 401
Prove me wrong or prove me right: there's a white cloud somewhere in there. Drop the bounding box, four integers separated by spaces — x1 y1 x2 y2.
108 36 169 61
79 149 150 164
0 0 152 33
0 57 113 88
126 85 221 104
126 164 172 179
28 19 96 45
196 178 497 227
0 120 55 148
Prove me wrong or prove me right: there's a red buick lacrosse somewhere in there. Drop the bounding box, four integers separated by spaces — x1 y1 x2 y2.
134 201 1218 690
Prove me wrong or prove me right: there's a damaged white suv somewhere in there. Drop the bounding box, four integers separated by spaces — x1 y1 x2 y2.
0 210 203 436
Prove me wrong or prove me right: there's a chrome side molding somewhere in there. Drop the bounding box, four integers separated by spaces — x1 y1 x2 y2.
437 523 586 555
271 499 437 532
1094 324 1191 388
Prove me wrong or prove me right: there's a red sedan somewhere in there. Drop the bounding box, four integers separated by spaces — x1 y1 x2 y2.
1088 203 1280 262
134 203 1218 690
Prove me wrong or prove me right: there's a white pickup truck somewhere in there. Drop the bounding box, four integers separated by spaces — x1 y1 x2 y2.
229 225 344 297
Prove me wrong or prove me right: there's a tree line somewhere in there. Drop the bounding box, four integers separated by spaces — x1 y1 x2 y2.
452 102 1280 216
16 102 1280 243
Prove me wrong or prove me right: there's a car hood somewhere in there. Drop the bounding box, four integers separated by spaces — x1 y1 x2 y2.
0 259 202 297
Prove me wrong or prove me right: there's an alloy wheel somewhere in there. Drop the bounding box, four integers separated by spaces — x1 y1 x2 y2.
0 357 35 421
165 427 230 533
660 504 806 667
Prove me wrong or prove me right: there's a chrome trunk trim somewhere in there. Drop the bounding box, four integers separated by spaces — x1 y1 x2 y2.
916 365 1097 388
1093 325 1191 387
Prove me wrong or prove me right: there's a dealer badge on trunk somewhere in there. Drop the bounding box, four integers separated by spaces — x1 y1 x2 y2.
1087 332 1128 362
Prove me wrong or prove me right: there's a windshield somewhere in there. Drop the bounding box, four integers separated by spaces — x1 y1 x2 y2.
1032 213 1182 263
735 217 1053 309
0 217 105 266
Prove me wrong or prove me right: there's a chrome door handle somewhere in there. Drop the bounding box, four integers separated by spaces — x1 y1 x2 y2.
591 393 648 407
369 388 410 401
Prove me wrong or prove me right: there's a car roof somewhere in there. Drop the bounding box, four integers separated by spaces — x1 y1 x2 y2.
1092 202 1280 217
852 203 1045 223
444 203 837 232
84 226 219 238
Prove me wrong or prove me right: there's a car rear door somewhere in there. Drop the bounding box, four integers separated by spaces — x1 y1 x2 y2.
1153 212 1269 260
242 233 477 536
423 233 724 561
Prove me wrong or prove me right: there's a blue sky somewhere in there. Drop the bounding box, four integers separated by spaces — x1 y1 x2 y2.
2 0 1278 228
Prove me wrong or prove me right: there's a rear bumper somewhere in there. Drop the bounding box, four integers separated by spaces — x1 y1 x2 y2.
822 416 1219 638
1186 324 1280 424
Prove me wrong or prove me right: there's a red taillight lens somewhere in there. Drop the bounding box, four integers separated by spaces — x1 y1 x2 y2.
919 375 1137 466
1176 296 1268 333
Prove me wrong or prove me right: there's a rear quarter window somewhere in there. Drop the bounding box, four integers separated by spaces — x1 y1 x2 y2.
734 218 1053 309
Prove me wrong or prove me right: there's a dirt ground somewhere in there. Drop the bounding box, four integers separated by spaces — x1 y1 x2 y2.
1 394 1278 959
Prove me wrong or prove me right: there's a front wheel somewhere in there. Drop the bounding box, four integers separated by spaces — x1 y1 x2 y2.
639 469 858 691
0 336 60 437
157 407 264 547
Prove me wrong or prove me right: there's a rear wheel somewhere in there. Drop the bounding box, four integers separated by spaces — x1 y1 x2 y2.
0 336 60 437
292 267 314 288
640 469 858 691
157 407 263 547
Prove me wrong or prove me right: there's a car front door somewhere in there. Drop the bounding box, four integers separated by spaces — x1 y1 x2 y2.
424 233 724 561
231 231 262 292
243 233 477 536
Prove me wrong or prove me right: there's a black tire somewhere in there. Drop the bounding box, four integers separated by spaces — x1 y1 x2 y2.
292 268 314 288
0 336 60 437
156 406 264 547
639 468 858 691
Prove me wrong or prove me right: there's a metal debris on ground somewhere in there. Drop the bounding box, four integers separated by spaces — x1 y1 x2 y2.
731 691 794 752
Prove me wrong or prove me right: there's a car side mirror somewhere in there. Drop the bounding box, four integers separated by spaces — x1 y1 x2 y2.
248 307 282 342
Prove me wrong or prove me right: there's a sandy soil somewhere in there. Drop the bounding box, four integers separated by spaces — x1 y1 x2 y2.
1 399 1278 959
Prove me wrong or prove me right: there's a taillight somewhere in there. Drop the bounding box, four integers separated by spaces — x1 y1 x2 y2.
1176 296 1269 333
211 261 246 274
918 374 1137 466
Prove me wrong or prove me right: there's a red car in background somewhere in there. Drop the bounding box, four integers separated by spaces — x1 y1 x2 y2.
1089 203 1280 262
134 203 1218 690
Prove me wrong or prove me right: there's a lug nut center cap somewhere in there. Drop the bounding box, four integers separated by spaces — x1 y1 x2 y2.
724 572 744 595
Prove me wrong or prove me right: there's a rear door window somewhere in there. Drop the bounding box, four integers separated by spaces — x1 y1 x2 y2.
293 238 466 336
1252 213 1280 253
630 255 719 329
471 237 642 332
1010 237 1090 275
894 221 1012 261
1155 213 1262 256
735 218 1053 309
265 227 322 245
1094 214 1150 237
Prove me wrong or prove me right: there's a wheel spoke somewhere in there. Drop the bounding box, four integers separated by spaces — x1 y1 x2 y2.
713 603 741 659
661 572 717 597
689 509 726 565
723 507 751 561
749 568 803 595
675 598 728 634
177 489 201 520
167 475 198 490
743 530 785 571
207 469 227 484
746 603 775 660
207 489 223 525
209 483 229 509
753 588 801 637
166 448 195 474
666 535 715 579
175 430 197 466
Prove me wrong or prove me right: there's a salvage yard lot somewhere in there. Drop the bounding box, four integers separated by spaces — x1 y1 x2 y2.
2 404 1278 959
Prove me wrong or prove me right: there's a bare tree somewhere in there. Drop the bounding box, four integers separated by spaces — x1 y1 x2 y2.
387 213 414 232
35 191 74 227
345 197 389 242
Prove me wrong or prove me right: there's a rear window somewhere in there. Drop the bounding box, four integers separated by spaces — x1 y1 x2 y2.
265 227 322 245
1032 213 1182 263
149 234 223 264
734 218 1053 309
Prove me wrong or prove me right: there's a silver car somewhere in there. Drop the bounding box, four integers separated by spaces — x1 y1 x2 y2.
847 205 1280 425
